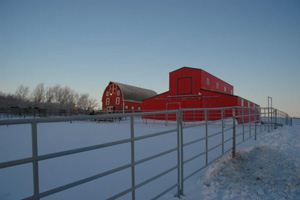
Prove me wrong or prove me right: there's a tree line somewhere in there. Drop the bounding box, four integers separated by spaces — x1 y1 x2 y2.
0 83 98 110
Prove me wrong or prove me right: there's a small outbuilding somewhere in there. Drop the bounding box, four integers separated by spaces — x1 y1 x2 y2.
102 82 157 113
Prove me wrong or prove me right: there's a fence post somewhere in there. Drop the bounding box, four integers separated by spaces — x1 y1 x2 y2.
31 122 40 200
205 110 208 165
254 108 257 140
242 107 244 141
268 105 270 132
271 107 273 130
193 110 195 125
249 107 251 137
232 107 236 158
130 116 135 200
180 110 184 196
274 109 277 129
259 107 262 133
221 108 224 154
176 109 183 196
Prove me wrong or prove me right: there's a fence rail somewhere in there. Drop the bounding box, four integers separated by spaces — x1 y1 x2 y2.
292 117 300 126
0 106 292 200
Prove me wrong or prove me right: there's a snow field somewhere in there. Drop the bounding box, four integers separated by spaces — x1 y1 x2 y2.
164 125 300 200
1 119 178 200
0 118 269 200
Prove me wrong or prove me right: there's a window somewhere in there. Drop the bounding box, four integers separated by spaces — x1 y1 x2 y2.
116 97 120 105
109 84 117 94
241 100 244 107
138 107 141 111
106 91 109 96
224 86 227 92
231 90 233 94
125 106 128 109
106 98 110 105
117 90 120 96
248 102 250 107
207 78 209 85
132 106 134 110
216 82 219 89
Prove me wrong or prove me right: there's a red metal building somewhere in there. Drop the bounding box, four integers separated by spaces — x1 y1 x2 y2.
102 82 157 113
142 67 259 122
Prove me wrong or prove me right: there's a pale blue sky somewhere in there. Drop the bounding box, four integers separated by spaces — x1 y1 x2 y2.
1 0 300 117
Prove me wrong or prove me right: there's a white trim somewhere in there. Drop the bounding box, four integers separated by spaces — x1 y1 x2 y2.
116 97 120 105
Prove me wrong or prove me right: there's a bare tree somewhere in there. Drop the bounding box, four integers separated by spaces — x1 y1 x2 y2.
66 90 78 108
77 93 89 110
60 86 72 105
45 86 54 103
52 84 63 103
88 98 98 110
32 83 45 103
15 85 30 101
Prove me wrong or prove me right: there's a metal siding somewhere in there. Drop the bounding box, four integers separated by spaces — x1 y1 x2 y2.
201 70 234 95
112 82 157 102
177 77 192 95
141 67 259 122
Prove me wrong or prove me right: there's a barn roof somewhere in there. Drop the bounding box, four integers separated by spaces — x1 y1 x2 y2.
170 66 233 87
111 82 157 102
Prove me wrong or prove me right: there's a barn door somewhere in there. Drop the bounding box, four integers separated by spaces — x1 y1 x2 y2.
177 77 192 95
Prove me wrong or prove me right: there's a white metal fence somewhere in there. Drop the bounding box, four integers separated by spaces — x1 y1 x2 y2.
0 106 292 200
292 117 300 126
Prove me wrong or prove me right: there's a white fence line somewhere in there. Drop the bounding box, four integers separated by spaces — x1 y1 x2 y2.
0 106 292 199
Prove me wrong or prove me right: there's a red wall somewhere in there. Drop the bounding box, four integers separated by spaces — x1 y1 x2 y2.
200 71 234 95
168 67 234 96
142 67 260 123
169 68 202 96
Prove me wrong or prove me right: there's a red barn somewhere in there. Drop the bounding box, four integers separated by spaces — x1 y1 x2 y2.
142 67 259 122
102 82 157 113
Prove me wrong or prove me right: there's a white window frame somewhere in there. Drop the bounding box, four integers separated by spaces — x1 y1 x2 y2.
231 90 233 94
241 100 244 107
116 97 120 105
106 98 110 105
125 105 128 109
132 106 134 110
106 91 109 96
109 84 117 94
138 107 141 111
117 90 120 96
224 86 227 92
216 82 219 89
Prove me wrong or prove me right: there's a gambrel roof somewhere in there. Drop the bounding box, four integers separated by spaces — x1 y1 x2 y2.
111 82 157 102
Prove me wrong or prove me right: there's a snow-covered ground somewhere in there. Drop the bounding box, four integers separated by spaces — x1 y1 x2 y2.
0 118 299 200
164 125 300 200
